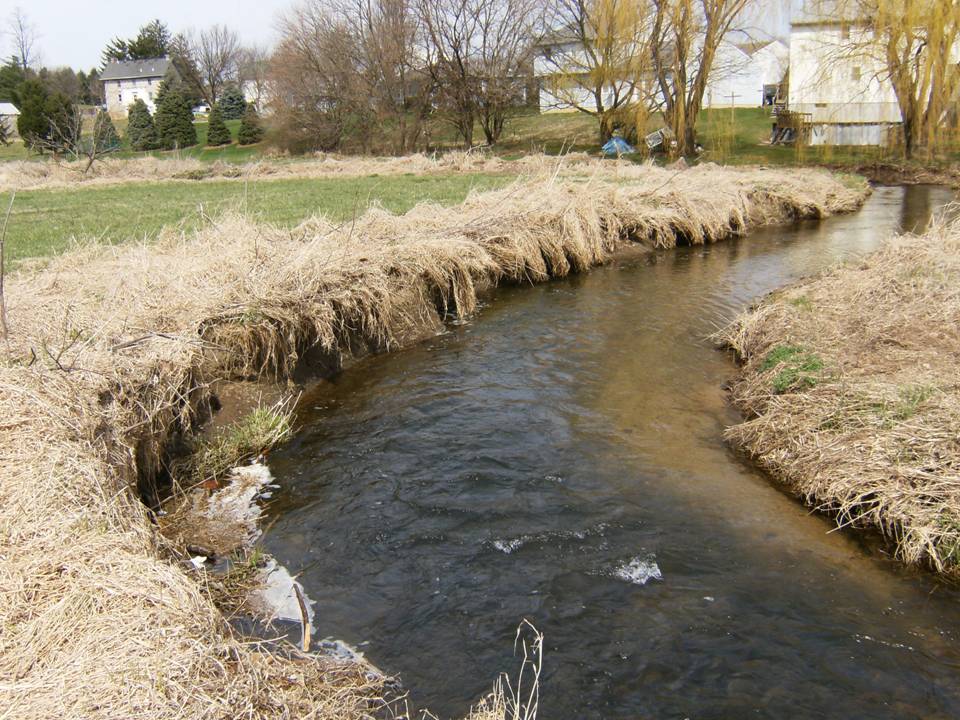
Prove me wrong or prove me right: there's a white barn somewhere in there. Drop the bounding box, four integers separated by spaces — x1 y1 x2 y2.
787 3 902 145
101 58 174 117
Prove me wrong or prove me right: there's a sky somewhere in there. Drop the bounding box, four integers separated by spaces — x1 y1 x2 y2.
3 0 286 69
5 0 794 71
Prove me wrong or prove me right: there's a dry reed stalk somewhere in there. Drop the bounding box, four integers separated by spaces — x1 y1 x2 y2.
721 215 960 573
0 165 866 719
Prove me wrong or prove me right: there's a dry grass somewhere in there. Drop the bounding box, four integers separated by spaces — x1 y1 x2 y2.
0 150 864 194
0 165 865 719
721 214 960 573
0 151 600 192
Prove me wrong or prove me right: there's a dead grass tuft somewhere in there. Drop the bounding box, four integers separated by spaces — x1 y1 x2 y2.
721 214 960 572
0 165 865 718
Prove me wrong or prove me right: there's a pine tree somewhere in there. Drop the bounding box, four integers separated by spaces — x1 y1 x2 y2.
237 105 265 145
126 99 157 150
41 93 78 154
16 79 49 148
219 85 246 120
154 83 197 150
205 104 232 146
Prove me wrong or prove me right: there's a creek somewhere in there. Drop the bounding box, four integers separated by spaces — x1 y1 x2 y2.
264 186 960 719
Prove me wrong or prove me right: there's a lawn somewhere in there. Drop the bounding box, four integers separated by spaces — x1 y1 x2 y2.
4 172 512 264
4 107 949 168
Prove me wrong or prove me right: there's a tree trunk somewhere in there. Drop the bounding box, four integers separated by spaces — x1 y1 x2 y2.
599 113 615 143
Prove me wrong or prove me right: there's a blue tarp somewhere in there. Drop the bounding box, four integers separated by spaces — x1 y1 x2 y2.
601 136 635 156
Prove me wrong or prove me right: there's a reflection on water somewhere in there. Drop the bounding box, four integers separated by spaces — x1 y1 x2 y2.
264 186 960 719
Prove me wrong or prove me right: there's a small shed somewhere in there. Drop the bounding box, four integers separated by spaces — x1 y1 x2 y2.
0 102 20 139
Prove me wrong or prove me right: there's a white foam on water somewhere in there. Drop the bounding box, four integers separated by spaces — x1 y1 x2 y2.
490 523 610 554
492 538 526 554
250 558 316 624
611 555 663 585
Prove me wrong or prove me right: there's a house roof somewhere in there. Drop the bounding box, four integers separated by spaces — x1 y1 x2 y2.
0 102 19 116
100 57 171 81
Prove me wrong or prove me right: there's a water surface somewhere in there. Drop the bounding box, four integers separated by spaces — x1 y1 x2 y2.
265 186 960 719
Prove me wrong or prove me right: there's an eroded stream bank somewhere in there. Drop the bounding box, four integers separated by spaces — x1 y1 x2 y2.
262 186 960 720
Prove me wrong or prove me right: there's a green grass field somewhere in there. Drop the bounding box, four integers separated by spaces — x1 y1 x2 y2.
5 173 511 264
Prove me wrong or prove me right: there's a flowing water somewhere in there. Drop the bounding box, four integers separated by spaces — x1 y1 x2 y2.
263 186 960 719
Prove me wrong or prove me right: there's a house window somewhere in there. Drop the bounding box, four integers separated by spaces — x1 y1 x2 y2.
851 66 862 81
118 92 122 103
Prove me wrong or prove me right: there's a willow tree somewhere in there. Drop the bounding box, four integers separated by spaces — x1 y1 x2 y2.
826 0 960 158
650 0 753 156
540 0 656 142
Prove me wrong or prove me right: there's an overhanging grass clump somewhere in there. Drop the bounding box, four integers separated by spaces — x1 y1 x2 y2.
721 216 960 573
0 164 866 719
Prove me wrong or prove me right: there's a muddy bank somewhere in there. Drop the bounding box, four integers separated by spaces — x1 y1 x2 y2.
836 162 960 187
0 166 866 719
721 216 960 573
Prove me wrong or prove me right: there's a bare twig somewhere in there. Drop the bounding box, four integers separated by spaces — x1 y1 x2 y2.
0 190 15 340
293 582 311 652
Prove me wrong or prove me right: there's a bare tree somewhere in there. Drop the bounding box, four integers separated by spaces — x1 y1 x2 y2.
337 0 435 152
473 0 539 144
539 0 657 142
173 25 242 105
651 0 754 155
238 44 272 112
7 6 39 71
419 0 537 146
272 3 377 151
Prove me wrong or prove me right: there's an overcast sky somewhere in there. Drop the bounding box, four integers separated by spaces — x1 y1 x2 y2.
4 0 284 69
7 0 794 71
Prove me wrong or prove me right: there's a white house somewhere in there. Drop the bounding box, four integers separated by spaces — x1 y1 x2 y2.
787 2 902 145
0 102 19 138
100 58 174 117
703 39 789 108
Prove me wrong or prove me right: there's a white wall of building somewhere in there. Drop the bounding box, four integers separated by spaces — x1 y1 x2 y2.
703 45 756 107
104 77 163 117
788 24 902 144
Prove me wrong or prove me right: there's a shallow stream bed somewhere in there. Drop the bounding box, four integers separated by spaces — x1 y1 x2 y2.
264 186 960 719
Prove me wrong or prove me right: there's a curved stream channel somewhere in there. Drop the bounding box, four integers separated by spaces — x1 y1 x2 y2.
263 186 960 719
